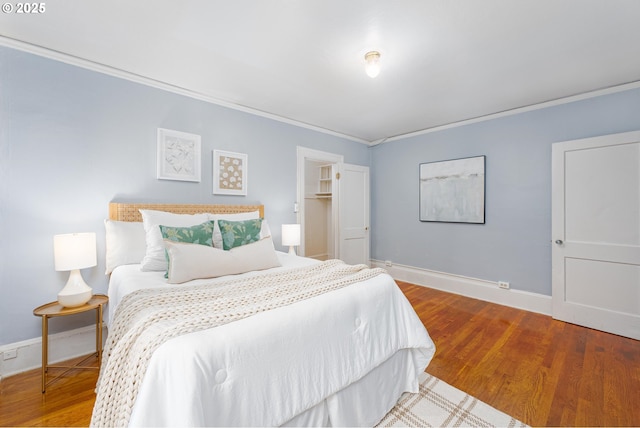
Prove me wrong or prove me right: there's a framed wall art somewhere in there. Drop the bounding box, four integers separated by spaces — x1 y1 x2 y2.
213 150 247 195
157 128 201 182
419 155 485 223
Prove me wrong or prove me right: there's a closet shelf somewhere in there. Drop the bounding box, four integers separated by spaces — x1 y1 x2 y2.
317 164 333 196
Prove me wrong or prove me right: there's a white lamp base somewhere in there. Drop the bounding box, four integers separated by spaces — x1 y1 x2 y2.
58 269 93 307
288 246 297 256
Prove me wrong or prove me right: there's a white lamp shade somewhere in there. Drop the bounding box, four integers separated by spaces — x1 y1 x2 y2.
281 224 301 247
54 233 97 271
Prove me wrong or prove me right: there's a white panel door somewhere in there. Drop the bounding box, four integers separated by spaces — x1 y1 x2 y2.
551 130 640 340
337 163 370 266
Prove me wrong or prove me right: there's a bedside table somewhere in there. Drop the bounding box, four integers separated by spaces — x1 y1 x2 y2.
33 294 108 393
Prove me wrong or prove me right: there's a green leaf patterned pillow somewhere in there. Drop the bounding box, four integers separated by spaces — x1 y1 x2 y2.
217 218 263 250
159 220 216 246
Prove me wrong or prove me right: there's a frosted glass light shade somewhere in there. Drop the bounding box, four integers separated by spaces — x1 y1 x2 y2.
53 233 96 307
365 51 381 78
281 224 301 255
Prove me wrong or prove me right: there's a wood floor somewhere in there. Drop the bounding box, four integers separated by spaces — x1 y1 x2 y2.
1 281 638 427
400 282 640 427
0 353 99 427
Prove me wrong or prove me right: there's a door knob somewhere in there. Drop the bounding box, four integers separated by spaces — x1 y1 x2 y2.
555 240 563 245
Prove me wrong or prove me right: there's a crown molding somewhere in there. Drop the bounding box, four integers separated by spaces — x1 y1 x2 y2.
382 80 640 144
0 36 370 146
3 36 638 147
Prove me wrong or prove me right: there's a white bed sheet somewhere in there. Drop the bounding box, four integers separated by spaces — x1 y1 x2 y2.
106 253 435 426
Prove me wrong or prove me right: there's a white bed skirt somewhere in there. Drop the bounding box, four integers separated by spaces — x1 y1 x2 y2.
283 349 425 427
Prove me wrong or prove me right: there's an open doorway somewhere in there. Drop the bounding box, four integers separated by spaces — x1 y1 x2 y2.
296 147 343 260
303 159 334 260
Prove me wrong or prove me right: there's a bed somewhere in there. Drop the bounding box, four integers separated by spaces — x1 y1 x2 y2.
92 203 435 427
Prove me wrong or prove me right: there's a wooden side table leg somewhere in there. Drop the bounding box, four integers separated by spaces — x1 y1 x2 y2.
41 315 48 393
96 304 103 364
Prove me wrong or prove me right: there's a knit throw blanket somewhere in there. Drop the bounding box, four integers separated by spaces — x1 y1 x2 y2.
91 260 386 427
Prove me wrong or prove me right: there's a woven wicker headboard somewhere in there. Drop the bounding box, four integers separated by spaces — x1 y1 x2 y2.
109 203 264 222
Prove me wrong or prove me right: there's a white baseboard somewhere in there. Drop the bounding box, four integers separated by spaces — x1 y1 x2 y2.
0 325 107 380
371 260 552 316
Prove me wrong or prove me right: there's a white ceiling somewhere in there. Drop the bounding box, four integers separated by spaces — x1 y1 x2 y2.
2 1 640 144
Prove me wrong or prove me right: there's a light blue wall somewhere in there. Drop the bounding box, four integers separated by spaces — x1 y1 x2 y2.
371 88 640 295
3 43 640 347
0 46 370 345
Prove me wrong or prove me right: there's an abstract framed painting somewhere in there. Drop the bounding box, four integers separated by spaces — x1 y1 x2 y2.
156 128 201 182
213 150 248 196
419 155 485 223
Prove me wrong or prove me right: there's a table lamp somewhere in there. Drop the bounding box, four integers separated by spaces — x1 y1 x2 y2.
53 232 97 307
281 224 301 255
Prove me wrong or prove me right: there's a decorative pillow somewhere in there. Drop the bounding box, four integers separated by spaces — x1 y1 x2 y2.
210 210 261 248
139 209 210 271
159 220 216 278
104 220 147 274
164 236 281 284
213 218 271 249
159 221 215 246
217 218 263 250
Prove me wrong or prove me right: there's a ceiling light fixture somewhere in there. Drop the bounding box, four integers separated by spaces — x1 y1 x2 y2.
364 51 381 78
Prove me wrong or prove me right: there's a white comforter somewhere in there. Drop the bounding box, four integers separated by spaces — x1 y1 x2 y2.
105 253 435 426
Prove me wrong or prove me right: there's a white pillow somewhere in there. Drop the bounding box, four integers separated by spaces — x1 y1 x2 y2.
139 210 210 271
104 220 147 274
262 219 272 238
165 236 281 284
209 210 263 248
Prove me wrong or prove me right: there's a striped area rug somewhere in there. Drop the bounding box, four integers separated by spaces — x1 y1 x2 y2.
377 373 528 428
